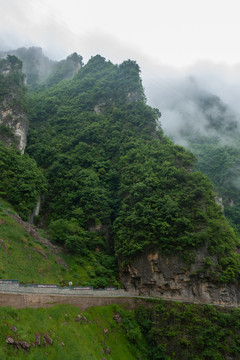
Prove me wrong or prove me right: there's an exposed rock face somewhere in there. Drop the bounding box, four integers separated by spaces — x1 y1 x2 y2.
0 56 29 153
120 248 240 305
0 108 28 153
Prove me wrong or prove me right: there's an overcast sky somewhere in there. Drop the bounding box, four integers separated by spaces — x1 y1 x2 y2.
1 0 240 67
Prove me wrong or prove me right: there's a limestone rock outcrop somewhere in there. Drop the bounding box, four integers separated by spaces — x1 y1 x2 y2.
120 247 240 306
0 55 28 153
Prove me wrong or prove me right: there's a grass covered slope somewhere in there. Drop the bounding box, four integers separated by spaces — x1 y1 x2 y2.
0 302 240 360
0 304 146 360
0 199 118 286
0 198 70 284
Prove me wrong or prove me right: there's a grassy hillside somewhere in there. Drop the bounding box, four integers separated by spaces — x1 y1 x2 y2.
0 302 240 359
0 304 146 360
0 198 118 287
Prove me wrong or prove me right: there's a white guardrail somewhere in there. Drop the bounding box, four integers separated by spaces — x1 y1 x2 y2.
0 280 129 296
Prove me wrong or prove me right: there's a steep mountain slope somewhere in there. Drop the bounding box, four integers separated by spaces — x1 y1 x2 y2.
0 198 117 286
25 54 240 299
0 54 119 287
0 48 240 299
1 48 240 358
0 55 46 220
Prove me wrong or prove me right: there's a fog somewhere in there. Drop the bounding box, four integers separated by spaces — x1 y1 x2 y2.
142 61 240 147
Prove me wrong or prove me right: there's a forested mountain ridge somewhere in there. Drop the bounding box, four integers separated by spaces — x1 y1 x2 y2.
0 49 240 299
25 54 240 293
1 48 240 359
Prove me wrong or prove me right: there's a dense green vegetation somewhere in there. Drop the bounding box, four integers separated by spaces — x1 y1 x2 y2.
25 55 240 282
135 301 240 359
0 302 239 359
0 144 46 220
1 49 240 359
1 50 240 284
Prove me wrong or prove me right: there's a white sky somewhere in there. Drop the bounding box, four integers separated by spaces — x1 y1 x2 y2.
1 0 240 67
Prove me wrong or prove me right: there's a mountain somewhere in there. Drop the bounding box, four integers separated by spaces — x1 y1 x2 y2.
1 50 240 296
1 47 240 359
0 47 55 88
0 47 83 89
24 52 240 302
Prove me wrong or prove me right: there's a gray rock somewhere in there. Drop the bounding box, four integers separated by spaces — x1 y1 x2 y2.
18 340 30 352
6 336 15 344
120 247 240 305
44 333 53 345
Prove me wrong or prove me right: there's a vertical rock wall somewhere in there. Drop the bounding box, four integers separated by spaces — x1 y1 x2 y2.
120 248 240 305
0 56 28 153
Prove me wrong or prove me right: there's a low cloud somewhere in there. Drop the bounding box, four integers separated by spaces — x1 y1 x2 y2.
142 61 240 148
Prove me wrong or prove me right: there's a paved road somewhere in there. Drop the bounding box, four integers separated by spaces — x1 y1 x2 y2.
0 286 239 309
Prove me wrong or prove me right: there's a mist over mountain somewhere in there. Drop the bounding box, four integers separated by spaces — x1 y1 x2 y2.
144 62 240 144
143 63 240 233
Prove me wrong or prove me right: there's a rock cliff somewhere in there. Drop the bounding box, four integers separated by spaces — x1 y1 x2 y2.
120 248 240 305
0 55 28 153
